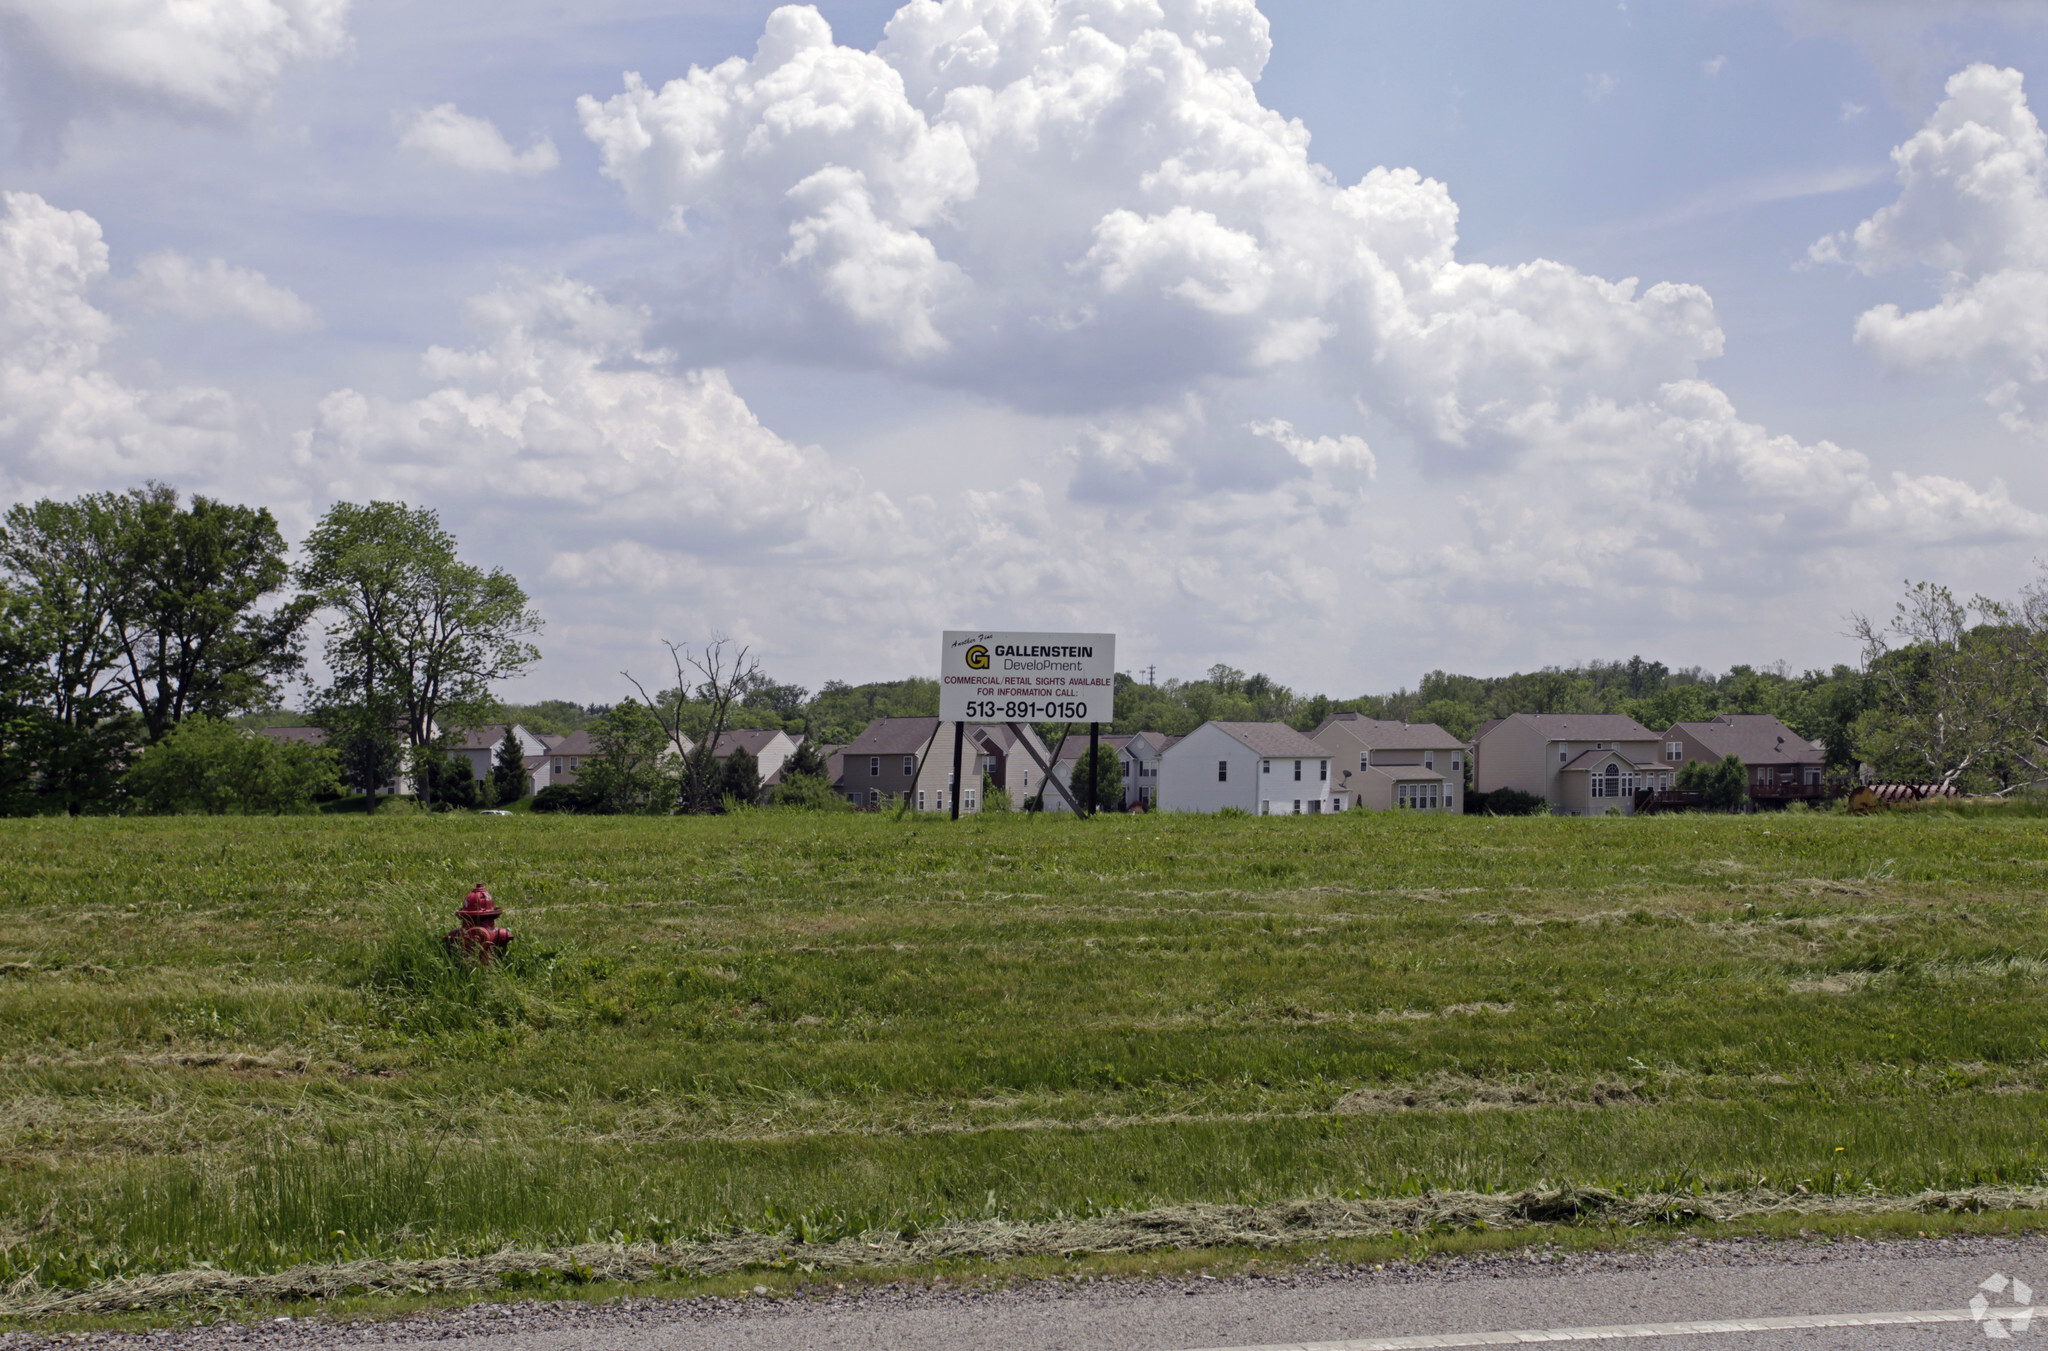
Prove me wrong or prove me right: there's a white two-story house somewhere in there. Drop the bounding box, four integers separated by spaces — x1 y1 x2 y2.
1158 721 1333 815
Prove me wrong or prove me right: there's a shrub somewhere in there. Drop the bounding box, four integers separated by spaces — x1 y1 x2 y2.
125 716 339 815
980 772 1013 813
1470 787 1544 816
531 782 599 814
769 772 848 810
1677 755 1748 811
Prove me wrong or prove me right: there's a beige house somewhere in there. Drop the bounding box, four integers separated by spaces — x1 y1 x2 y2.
537 729 597 788
1309 714 1466 812
1472 713 1670 816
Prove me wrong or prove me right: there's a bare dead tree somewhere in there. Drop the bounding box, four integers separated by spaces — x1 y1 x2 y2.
623 636 759 814
1851 582 2001 791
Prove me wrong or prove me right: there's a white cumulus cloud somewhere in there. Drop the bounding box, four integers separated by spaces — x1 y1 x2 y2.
1815 63 2048 431
0 0 347 120
576 0 1724 452
0 193 244 494
398 104 560 176
116 250 317 330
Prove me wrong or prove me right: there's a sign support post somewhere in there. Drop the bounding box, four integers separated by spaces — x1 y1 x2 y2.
1087 722 1100 817
949 721 965 821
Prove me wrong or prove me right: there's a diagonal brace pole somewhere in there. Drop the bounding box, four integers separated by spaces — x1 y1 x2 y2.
1007 723 1083 815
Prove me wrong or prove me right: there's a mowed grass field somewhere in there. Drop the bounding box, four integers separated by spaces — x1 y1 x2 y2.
2 807 2046 1292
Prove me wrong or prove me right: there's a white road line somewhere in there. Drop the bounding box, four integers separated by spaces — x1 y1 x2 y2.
1183 1306 2031 1349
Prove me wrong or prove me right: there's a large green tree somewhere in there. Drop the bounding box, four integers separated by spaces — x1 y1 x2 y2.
0 497 135 812
297 502 542 807
103 485 311 742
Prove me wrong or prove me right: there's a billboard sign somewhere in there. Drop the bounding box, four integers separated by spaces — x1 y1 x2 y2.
940 631 1116 724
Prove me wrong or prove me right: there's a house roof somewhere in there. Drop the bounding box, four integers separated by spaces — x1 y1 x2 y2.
1311 714 1467 751
1204 721 1329 758
256 725 326 747
714 728 788 757
1559 748 1656 772
1054 733 1137 764
448 725 530 752
1672 715 1824 765
1493 713 1659 742
541 729 596 757
841 717 944 757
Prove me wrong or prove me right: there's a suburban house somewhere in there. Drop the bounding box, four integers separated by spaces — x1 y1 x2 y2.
447 725 549 787
1044 730 1173 811
537 729 596 788
710 728 802 786
1661 715 1827 806
833 718 1054 811
1309 714 1466 812
1472 713 1669 816
1157 721 1334 815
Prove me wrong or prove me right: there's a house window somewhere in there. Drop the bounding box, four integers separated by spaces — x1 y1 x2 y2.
1262 760 1270 774
1425 751 1435 770
1805 766 1822 786
983 755 997 774
1292 760 1302 781
553 758 562 773
1318 761 1328 782
868 789 879 806
917 791 926 810
1757 766 1772 785
1261 800 1270 815
1360 752 1369 771
1022 770 1030 787
1292 800 1302 814
1309 800 1322 814
1219 760 1229 782
964 790 977 811
903 755 915 775
1560 748 1569 762
1666 741 1683 762
1450 754 1460 771
869 756 880 777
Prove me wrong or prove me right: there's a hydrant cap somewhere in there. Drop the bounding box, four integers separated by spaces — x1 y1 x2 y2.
456 886 502 920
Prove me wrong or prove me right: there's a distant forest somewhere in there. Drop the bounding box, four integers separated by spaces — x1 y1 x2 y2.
486 656 1869 770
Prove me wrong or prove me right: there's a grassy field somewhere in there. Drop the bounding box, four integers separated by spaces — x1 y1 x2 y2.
2 806 2046 1305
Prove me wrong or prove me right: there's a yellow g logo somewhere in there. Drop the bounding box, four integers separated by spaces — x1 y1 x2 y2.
966 645 990 670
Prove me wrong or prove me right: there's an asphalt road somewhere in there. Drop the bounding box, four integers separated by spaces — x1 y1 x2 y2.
28 1233 2048 1351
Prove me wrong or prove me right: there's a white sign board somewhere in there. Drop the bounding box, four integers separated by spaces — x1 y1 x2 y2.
940 631 1116 724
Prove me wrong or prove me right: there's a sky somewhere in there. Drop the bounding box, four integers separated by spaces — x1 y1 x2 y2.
5 0 2048 702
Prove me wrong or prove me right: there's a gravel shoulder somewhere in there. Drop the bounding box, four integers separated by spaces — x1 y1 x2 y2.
11 1231 2047 1351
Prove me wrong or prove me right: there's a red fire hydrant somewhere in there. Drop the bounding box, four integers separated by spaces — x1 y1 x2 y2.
445 885 513 964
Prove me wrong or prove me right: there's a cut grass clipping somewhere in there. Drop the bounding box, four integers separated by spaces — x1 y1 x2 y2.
2 806 2046 1315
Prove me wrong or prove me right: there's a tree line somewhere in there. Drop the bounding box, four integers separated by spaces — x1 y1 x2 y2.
0 486 539 815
